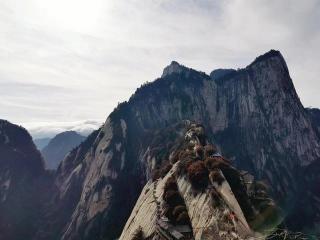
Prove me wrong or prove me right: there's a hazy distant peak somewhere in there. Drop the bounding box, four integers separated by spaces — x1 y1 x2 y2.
54 130 83 138
23 120 103 139
42 130 86 169
34 137 51 150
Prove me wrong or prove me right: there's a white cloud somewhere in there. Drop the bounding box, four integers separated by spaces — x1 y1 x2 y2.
21 120 104 139
0 0 319 127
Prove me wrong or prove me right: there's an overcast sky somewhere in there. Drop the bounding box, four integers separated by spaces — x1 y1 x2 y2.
0 0 319 137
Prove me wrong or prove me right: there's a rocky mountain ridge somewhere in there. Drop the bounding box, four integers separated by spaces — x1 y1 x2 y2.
0 49 319 240
119 122 279 240
34 50 319 239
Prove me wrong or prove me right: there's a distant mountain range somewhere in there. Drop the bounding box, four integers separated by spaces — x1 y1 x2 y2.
34 137 51 150
41 131 86 169
0 50 319 240
24 120 102 139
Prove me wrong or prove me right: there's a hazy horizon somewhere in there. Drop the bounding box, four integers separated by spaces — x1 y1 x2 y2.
21 119 104 139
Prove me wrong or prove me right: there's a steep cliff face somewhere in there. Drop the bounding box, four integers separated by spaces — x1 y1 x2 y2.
34 129 101 240
286 109 320 234
307 108 320 135
42 131 86 169
0 120 50 240
36 50 320 239
211 51 320 198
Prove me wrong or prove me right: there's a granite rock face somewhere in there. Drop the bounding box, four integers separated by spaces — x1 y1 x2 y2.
34 50 320 239
120 165 256 240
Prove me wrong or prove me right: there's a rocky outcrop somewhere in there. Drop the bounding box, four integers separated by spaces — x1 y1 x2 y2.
176 170 253 240
120 123 273 240
33 50 320 239
42 131 86 169
118 171 170 240
0 120 50 240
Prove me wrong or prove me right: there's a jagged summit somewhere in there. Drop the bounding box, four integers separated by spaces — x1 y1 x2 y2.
211 50 287 82
163 50 286 83
248 49 286 68
162 61 189 78
161 61 207 78
162 50 287 85
170 60 180 65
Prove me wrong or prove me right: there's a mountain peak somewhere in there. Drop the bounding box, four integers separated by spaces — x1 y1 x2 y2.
162 60 188 78
42 130 85 169
249 49 285 67
170 60 180 65
54 130 83 139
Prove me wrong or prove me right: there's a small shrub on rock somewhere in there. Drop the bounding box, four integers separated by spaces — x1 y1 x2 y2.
173 205 187 218
179 150 195 161
187 161 209 189
204 157 216 171
177 158 193 175
187 142 195 150
204 144 218 157
171 150 181 163
254 181 269 192
211 187 221 206
194 145 204 160
163 206 175 221
164 176 178 192
176 211 190 225
205 157 230 170
159 162 172 178
131 227 144 240
163 190 183 206
209 169 225 185
151 169 161 181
